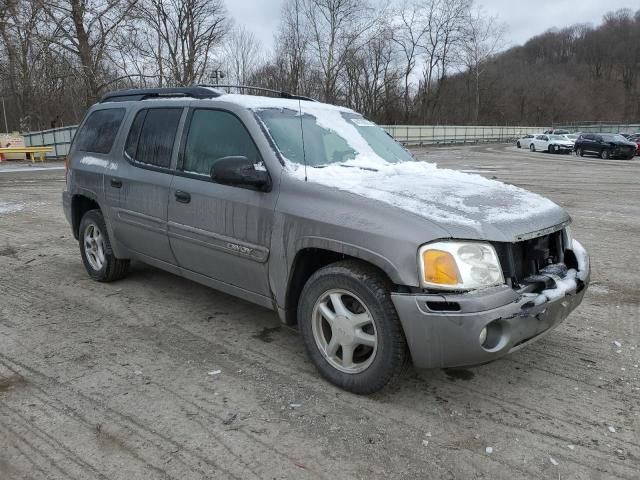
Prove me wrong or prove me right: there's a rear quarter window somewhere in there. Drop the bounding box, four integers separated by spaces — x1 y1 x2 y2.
75 109 125 154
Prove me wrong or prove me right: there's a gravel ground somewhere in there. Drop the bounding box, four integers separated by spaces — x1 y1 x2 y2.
1 144 639 479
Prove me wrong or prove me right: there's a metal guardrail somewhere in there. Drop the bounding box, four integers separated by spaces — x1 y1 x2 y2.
22 123 546 157
380 125 542 145
554 123 640 134
23 126 77 158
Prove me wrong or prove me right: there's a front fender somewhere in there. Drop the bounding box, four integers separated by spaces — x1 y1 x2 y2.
294 236 407 286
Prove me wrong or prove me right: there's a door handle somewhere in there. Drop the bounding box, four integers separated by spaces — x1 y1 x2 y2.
110 178 122 188
175 191 191 204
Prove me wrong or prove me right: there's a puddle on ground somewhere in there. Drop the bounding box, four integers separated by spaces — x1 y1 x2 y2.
253 326 282 343
444 369 475 381
0 374 27 392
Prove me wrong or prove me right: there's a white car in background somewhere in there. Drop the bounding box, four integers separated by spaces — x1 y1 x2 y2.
530 134 574 154
516 133 538 149
563 134 578 144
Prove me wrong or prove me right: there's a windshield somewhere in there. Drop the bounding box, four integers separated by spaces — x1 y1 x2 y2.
255 108 413 167
602 134 628 142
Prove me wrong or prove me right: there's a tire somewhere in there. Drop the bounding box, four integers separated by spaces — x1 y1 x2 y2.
600 149 610 160
79 209 130 282
529 143 536 152
298 260 409 394
549 144 556 154
516 141 521 148
576 147 584 157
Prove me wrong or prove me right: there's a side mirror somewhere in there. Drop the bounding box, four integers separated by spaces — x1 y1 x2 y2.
210 156 270 191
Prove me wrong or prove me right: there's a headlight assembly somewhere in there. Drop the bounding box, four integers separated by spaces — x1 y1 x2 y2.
419 241 504 290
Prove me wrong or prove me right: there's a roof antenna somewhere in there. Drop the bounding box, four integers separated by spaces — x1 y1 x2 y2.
297 96 308 182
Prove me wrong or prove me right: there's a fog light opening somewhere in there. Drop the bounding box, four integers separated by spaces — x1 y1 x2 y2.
480 320 504 350
478 327 488 346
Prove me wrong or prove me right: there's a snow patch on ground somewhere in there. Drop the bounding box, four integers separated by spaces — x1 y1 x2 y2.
0 202 24 214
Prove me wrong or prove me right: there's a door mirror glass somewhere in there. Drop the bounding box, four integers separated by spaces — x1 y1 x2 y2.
210 156 270 190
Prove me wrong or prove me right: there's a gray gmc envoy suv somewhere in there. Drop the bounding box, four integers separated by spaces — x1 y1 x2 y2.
63 86 590 394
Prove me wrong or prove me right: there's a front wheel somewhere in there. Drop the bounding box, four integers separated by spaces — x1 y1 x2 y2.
298 260 409 394
530 143 536 152
600 149 610 160
516 141 521 148
549 144 556 154
79 209 130 282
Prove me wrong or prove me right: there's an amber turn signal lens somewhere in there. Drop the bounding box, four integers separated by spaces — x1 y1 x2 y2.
422 249 462 285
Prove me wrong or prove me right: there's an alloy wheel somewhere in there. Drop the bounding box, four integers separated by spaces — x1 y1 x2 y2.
311 289 378 374
83 223 106 271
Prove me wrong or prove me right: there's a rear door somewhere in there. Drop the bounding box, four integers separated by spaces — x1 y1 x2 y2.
108 107 185 265
581 134 596 153
167 108 277 297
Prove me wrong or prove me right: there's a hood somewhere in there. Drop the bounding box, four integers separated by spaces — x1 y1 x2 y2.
286 160 570 243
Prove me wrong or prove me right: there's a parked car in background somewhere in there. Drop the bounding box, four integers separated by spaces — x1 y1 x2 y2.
628 134 640 156
62 86 590 394
563 134 579 143
516 134 536 149
543 129 570 135
574 133 636 159
530 134 574 154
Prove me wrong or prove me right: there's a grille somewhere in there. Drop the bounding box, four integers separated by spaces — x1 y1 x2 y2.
493 229 565 288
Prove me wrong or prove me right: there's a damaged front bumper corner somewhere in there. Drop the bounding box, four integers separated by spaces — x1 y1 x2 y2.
391 260 590 370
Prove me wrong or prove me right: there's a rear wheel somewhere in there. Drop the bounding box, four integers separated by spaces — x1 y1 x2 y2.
516 141 521 148
600 149 610 160
298 260 409 394
79 209 129 282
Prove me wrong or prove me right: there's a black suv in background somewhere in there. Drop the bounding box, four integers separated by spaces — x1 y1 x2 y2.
574 133 636 159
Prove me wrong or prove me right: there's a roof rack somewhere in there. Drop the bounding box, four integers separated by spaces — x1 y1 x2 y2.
100 86 222 103
195 84 317 102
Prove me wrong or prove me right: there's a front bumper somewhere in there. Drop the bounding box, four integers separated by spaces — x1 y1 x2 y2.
392 263 590 369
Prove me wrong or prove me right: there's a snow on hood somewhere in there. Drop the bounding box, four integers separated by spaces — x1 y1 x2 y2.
223 93 565 234
285 159 562 229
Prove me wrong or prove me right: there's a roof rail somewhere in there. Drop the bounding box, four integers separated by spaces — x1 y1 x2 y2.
195 84 317 102
100 86 222 103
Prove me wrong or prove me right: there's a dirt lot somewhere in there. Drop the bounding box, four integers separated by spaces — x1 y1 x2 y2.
1 144 639 479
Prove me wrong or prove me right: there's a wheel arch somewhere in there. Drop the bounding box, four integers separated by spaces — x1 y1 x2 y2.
71 193 102 240
282 242 403 325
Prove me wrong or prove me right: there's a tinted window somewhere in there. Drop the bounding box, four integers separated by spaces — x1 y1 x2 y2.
76 109 125 154
125 108 182 168
183 109 261 176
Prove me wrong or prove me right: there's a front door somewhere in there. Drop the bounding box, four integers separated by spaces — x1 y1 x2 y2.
167 108 278 297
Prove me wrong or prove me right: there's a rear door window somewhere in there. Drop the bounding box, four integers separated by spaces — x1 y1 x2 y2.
125 108 183 169
76 109 125 154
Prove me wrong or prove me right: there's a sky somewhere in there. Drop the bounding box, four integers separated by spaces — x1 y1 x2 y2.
225 0 639 54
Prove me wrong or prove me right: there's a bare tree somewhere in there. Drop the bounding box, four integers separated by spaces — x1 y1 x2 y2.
391 1 425 121
44 0 138 105
223 25 261 86
138 0 228 86
303 0 375 103
460 7 505 123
